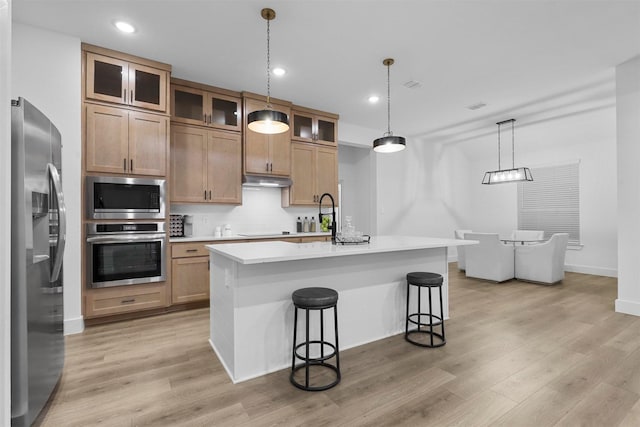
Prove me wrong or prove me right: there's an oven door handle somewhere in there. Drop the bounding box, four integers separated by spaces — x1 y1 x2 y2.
86 234 166 243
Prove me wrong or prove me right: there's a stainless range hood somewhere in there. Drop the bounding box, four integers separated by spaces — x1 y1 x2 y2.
242 175 293 188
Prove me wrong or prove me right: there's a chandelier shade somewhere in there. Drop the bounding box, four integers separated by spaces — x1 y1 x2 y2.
482 119 533 185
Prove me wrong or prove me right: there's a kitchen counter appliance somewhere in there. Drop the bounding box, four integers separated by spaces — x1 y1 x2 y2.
86 175 166 220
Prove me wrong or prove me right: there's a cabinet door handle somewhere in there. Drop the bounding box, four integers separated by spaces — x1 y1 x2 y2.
123 158 127 172
208 114 212 124
130 159 133 172
270 163 273 172
208 260 210 271
186 249 198 253
203 113 207 124
204 190 207 200
121 298 135 304
123 89 127 103
130 90 134 104
209 190 212 200
266 162 269 172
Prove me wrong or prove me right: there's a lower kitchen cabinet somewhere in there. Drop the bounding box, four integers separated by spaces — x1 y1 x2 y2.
84 282 168 318
172 256 210 304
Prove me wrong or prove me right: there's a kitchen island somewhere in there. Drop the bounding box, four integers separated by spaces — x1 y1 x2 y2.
206 235 476 383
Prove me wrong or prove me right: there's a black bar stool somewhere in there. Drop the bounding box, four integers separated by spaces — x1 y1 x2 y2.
405 272 446 348
290 287 341 391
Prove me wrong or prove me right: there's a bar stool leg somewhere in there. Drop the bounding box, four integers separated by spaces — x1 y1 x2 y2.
417 286 422 334
428 286 433 347
291 306 298 373
439 285 446 342
305 308 310 389
405 281 411 337
320 309 325 359
334 305 340 376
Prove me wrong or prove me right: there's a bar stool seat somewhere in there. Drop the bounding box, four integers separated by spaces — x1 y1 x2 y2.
290 287 341 391
405 272 446 348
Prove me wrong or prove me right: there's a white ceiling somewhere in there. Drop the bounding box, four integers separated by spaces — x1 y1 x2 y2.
12 0 640 140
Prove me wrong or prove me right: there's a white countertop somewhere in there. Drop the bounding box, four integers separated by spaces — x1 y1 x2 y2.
170 231 331 243
206 235 477 264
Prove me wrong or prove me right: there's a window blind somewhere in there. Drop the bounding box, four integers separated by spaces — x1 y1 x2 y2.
517 162 580 245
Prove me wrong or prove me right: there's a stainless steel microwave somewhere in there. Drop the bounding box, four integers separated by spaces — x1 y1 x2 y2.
86 176 166 220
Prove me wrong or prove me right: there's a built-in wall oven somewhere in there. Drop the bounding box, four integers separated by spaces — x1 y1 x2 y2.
86 176 166 220
86 222 166 288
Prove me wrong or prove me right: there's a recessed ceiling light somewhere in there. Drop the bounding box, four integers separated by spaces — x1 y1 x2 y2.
368 95 380 104
467 102 487 110
273 67 286 76
114 21 136 34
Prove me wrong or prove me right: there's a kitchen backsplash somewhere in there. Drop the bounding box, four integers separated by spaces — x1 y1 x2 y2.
171 187 338 236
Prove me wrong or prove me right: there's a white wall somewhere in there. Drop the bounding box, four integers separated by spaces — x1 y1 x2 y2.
616 55 640 316
12 23 83 334
338 145 373 235
1 1 12 424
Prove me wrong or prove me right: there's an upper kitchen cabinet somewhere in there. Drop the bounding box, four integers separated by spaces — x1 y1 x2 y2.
284 142 338 207
291 106 338 146
83 44 171 114
171 78 241 132
243 93 292 177
86 104 168 176
171 124 242 204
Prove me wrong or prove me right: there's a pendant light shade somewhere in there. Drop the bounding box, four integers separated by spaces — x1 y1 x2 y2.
482 119 533 185
373 58 406 153
248 8 289 135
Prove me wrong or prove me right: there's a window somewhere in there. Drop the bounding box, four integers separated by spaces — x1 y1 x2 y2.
517 162 580 245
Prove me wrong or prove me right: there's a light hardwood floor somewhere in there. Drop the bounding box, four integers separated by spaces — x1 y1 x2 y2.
40 265 640 426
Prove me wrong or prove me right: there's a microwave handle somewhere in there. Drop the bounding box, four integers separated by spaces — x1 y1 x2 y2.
48 163 66 283
86 234 166 243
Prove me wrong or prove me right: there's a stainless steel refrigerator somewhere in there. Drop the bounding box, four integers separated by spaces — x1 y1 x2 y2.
11 97 66 426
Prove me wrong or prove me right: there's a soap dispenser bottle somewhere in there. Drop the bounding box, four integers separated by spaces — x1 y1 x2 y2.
310 216 316 232
296 217 302 233
303 217 310 232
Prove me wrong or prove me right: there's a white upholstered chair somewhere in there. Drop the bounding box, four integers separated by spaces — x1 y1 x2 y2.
510 229 545 242
464 233 515 282
515 233 569 284
454 229 473 271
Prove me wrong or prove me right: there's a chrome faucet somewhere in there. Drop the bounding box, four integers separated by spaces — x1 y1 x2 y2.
318 193 337 244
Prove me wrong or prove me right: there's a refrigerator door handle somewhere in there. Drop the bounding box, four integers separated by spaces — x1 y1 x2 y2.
48 163 66 283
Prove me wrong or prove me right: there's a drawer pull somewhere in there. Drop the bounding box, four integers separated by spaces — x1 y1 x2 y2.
121 298 135 304
186 249 198 253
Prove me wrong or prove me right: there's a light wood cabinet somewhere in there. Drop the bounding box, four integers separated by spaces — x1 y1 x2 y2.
171 124 242 204
172 256 210 304
286 142 338 206
85 51 169 113
243 95 291 176
171 80 241 131
291 106 338 146
85 104 168 176
84 283 168 318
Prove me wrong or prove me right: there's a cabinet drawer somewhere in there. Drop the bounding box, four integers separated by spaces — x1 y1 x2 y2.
172 242 211 258
85 283 167 318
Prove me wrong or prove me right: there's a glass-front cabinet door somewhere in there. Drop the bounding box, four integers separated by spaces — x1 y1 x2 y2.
171 86 206 126
208 93 240 131
316 117 337 145
129 63 167 112
86 53 128 105
292 113 314 143
86 52 168 113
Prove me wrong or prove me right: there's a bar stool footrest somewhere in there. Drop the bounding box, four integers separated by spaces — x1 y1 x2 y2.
407 312 444 327
294 341 338 363
290 362 341 391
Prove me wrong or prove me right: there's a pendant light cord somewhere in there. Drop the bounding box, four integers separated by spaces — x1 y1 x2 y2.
386 63 392 136
511 119 515 168
497 122 501 170
266 16 272 108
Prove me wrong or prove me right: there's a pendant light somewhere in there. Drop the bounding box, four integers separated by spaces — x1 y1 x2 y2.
247 8 290 135
373 58 406 153
482 119 533 184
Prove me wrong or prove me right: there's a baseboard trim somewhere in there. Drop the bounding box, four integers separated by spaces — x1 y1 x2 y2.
564 264 618 278
64 316 85 335
615 299 640 317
